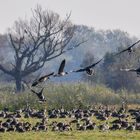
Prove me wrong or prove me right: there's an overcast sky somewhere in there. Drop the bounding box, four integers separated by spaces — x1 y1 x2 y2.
0 0 140 37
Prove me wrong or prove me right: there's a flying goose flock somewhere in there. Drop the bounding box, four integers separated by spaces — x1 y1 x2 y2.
27 39 140 102
29 58 104 102
0 40 140 133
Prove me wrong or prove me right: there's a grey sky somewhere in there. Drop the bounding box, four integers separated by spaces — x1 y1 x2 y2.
0 0 140 37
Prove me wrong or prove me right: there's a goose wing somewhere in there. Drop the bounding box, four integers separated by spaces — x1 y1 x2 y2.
31 74 41 87
86 58 103 69
38 72 54 82
136 67 140 72
32 72 54 86
128 40 140 49
115 48 129 56
74 67 87 72
38 88 44 96
31 81 39 87
38 88 45 100
58 59 66 74
115 40 140 56
72 58 103 73
31 88 44 99
120 68 136 72
30 89 37 94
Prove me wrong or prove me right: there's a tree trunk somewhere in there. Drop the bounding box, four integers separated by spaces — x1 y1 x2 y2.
15 76 22 93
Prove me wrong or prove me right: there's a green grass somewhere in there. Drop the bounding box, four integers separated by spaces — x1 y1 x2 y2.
1 83 140 139
0 130 140 140
1 82 140 111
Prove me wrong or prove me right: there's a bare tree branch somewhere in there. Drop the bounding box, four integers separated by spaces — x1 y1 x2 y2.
0 64 13 76
0 5 85 92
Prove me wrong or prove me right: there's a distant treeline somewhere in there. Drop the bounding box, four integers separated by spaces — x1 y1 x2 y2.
0 24 139 92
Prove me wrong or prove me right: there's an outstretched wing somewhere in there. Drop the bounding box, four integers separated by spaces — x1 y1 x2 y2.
58 59 66 74
31 73 41 87
128 40 140 49
31 88 44 99
73 68 87 72
30 89 37 94
31 81 39 87
120 68 136 72
32 72 54 86
72 58 103 73
115 48 129 56
39 88 44 96
38 72 54 82
115 40 140 56
86 58 103 69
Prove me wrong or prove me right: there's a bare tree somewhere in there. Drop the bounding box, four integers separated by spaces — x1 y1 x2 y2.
0 5 84 92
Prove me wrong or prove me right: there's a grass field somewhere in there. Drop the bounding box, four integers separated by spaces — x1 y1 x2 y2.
0 83 140 140
1 129 140 140
0 114 140 140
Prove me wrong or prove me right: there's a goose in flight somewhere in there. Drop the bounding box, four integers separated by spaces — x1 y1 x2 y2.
114 40 140 56
32 72 54 87
120 67 140 76
54 59 69 77
30 88 46 102
72 58 103 76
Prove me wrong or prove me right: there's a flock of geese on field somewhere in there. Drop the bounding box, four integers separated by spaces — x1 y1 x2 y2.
1 104 140 132
1 105 140 132
25 40 140 102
